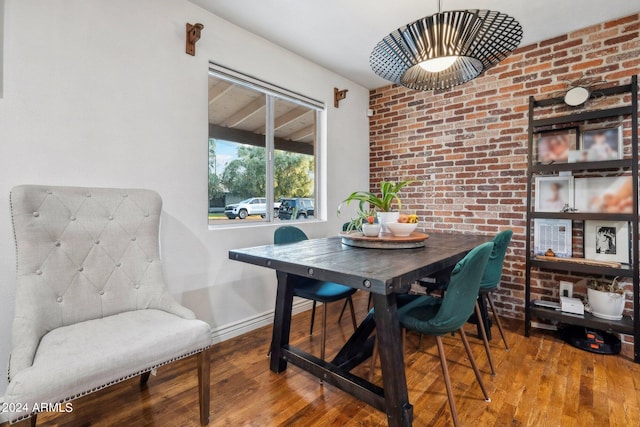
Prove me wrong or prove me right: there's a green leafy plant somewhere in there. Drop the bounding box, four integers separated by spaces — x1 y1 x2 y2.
586 277 625 294
344 208 376 234
338 180 416 214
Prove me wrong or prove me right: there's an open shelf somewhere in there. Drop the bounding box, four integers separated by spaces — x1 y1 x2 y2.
530 305 634 335
530 212 635 221
530 259 634 278
531 159 632 174
525 75 639 362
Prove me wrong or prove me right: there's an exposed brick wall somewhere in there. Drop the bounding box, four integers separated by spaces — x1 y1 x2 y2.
368 14 640 322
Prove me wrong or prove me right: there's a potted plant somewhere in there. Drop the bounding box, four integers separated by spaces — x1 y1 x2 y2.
344 208 380 236
339 180 416 233
587 277 626 320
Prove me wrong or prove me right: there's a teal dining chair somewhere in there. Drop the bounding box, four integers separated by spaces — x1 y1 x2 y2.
274 226 357 360
397 241 494 427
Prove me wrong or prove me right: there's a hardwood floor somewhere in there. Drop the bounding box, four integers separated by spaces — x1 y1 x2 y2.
26 291 640 426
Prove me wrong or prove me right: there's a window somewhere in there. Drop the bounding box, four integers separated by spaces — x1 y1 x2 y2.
207 64 323 225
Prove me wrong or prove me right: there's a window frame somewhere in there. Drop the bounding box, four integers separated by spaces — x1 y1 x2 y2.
208 63 325 228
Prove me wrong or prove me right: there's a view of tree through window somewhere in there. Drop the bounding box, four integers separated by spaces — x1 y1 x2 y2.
208 69 320 224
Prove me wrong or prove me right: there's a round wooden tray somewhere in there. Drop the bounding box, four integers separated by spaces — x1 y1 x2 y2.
339 231 429 249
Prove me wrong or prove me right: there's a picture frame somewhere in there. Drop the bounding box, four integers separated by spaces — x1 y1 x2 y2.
535 176 574 213
580 126 623 161
535 127 578 164
584 220 630 264
574 176 633 213
534 219 572 258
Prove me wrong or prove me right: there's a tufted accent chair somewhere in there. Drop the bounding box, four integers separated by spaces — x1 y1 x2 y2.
1 185 212 426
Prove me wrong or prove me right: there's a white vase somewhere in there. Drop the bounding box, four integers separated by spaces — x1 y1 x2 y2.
377 211 399 234
361 223 381 237
587 288 625 320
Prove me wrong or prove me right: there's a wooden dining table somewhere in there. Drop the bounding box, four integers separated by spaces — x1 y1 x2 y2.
229 232 491 426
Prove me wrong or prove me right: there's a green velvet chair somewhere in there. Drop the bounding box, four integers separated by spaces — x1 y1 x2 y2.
415 229 513 376
397 242 494 427
274 226 357 359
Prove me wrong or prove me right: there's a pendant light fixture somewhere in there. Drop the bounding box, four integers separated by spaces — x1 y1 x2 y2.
370 1 523 90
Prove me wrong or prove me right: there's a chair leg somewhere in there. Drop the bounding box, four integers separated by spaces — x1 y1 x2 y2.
321 302 328 360
475 301 496 376
140 370 152 386
338 298 348 323
310 301 317 336
435 335 460 427
458 328 491 402
369 335 378 382
347 296 357 331
198 348 211 426
486 292 509 351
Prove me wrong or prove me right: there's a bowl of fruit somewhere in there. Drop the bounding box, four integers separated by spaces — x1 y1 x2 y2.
385 214 418 237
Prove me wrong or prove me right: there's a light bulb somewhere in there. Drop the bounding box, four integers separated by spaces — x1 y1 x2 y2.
419 56 458 72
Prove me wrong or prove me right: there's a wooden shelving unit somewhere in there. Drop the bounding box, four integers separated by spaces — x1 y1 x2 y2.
524 76 640 362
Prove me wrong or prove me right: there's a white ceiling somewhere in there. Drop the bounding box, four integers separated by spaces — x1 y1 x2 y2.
190 0 639 89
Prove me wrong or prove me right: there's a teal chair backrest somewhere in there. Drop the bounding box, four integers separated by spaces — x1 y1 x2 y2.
274 225 308 244
415 242 493 335
479 229 512 289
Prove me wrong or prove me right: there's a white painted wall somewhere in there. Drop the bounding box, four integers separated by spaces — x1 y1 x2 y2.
0 0 369 394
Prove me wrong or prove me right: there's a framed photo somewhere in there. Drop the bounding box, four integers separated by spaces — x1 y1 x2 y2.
535 127 578 164
574 176 633 213
534 219 572 258
584 220 629 264
535 176 574 212
580 126 623 161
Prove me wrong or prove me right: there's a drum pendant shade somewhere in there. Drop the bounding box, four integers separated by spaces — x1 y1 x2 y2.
370 9 523 90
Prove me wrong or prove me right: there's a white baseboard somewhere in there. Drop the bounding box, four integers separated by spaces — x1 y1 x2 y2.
210 299 314 344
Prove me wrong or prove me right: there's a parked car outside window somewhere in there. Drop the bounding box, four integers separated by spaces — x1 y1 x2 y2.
224 198 266 219
278 198 314 220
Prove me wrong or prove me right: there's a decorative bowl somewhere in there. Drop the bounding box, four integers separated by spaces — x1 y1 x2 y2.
386 222 418 237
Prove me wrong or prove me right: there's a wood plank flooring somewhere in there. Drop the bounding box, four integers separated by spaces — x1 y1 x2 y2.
25 291 640 426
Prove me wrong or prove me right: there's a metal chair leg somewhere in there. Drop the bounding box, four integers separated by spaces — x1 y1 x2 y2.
369 335 378 381
486 292 509 350
310 301 317 336
458 328 491 402
475 301 496 376
321 301 327 360
338 298 348 323
436 335 460 427
347 296 357 331
337 296 358 331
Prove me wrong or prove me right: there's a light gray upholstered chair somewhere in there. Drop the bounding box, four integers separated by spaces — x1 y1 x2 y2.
0 185 212 426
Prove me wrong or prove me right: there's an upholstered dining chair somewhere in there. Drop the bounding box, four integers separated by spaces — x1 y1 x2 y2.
397 242 494 427
1 185 212 426
414 229 513 376
274 226 357 359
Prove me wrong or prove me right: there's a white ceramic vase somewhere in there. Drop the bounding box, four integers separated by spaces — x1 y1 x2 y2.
377 211 399 234
587 288 625 320
361 223 381 237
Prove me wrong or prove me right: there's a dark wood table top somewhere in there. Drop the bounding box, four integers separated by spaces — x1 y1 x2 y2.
229 232 491 295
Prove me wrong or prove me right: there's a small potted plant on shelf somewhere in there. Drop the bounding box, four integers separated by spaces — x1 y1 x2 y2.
586 277 626 320
338 180 416 233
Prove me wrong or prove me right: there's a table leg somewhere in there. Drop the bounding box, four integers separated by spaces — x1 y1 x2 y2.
270 271 295 373
372 293 414 427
